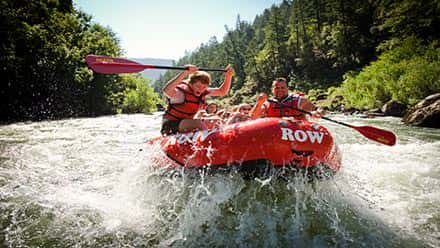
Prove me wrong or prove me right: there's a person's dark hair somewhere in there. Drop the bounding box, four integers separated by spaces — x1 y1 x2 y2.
275 77 287 83
205 102 218 114
272 77 288 87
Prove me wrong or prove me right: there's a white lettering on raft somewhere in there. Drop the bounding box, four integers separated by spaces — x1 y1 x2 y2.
175 128 219 144
281 127 324 144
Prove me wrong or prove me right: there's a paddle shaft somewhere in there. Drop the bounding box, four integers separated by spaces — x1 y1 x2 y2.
92 61 226 72
320 116 353 128
294 108 351 127
294 107 396 146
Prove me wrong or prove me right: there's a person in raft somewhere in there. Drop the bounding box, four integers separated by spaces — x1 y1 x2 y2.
193 102 220 119
250 77 324 120
225 103 253 124
161 64 234 135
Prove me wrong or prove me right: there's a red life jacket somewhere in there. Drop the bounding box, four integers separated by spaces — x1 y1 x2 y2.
266 94 306 119
163 83 209 121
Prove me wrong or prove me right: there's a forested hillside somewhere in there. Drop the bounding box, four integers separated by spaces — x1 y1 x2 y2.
155 0 440 109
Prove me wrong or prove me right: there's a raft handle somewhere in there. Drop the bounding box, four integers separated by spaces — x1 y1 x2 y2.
292 149 314 157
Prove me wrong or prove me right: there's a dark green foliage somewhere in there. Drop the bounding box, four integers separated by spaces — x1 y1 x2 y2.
1 0 158 122
382 0 440 40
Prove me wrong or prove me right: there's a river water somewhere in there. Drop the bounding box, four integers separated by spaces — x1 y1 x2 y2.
0 113 439 247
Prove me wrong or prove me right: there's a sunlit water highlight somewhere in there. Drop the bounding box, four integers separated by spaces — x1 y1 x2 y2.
0 113 439 247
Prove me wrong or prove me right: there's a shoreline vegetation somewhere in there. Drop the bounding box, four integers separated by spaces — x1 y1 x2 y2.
2 0 439 128
1 1 159 123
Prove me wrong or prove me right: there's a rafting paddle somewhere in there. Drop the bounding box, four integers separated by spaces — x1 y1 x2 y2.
295 108 397 146
85 55 226 74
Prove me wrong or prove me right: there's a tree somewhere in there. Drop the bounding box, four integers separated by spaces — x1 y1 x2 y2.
1 0 159 122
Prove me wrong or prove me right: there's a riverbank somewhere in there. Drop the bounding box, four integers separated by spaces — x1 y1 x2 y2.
314 93 440 129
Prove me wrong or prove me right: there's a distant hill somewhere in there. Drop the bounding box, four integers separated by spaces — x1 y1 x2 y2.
130 58 175 83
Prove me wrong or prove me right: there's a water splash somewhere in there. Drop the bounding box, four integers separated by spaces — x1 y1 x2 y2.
0 114 438 247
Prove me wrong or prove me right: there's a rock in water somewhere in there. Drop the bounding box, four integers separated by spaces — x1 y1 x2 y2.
381 100 407 117
403 93 440 128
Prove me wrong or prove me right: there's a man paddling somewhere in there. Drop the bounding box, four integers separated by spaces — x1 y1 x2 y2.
161 64 234 135
251 77 324 119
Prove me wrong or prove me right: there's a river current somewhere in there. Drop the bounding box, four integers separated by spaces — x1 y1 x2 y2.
1 113 439 247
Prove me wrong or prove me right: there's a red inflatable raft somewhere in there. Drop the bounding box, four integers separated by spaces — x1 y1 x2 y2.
152 117 342 177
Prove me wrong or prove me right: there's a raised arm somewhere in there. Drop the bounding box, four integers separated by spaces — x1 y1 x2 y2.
250 93 268 119
208 65 234 97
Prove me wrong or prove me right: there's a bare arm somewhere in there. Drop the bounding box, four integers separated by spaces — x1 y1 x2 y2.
299 97 315 112
193 110 208 119
299 97 325 118
162 65 198 98
208 65 234 97
250 93 268 119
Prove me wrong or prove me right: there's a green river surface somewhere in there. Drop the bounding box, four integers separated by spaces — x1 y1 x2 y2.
1 113 439 247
